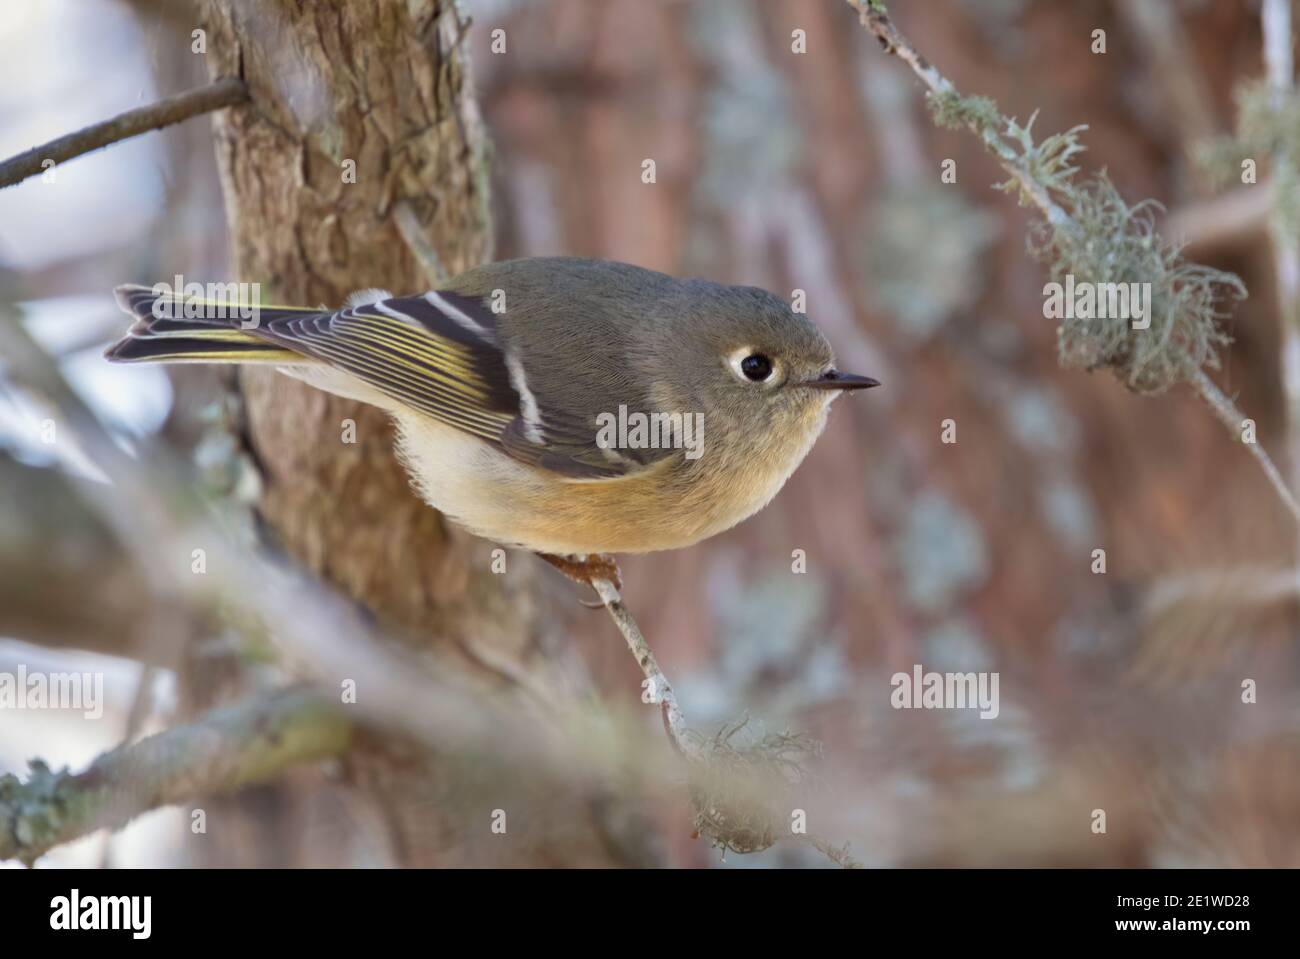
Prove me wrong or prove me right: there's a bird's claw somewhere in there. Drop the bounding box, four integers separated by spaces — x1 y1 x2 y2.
537 552 623 604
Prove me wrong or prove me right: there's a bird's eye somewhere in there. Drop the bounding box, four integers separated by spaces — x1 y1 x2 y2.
740 354 773 381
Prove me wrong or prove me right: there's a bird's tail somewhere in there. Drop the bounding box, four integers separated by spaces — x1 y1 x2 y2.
105 284 307 365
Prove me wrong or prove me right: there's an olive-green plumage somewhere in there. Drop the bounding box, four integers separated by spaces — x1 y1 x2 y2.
107 257 877 555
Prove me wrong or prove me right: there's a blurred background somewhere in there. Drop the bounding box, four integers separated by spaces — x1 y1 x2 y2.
2 0 1299 867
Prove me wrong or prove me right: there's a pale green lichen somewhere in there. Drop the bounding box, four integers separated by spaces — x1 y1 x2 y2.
927 88 1245 394
686 718 821 856
1029 174 1243 394
0 760 91 867
995 113 1090 202
928 89 1002 135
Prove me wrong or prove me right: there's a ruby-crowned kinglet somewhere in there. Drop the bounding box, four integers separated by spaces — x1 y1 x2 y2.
107 257 877 559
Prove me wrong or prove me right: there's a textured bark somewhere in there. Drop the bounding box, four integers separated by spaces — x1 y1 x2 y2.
194 0 622 866
0 689 351 867
200 0 528 645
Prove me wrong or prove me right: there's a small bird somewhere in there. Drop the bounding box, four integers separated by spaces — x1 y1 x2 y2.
107 257 878 587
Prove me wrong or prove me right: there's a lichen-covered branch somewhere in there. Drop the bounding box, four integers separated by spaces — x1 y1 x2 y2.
0 77 248 190
847 0 1300 525
849 1 1068 229
0 689 351 867
589 577 861 866
1191 368 1300 521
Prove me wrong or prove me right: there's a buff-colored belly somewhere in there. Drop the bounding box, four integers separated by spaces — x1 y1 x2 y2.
392 412 793 555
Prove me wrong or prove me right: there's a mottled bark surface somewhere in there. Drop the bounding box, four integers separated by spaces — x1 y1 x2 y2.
202 0 532 646
195 0 626 866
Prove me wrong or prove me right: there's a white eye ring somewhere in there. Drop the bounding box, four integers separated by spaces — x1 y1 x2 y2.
726 347 781 385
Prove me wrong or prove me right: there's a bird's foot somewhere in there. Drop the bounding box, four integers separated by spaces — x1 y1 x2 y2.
537 552 623 601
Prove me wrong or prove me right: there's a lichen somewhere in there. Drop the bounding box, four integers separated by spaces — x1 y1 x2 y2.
1029 173 1243 394
0 759 85 866
926 87 1246 394
685 718 820 857
928 89 1002 136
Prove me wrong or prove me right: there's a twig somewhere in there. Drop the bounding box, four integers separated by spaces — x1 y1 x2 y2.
0 688 351 867
589 576 695 758
1165 181 1277 249
804 834 864 869
1115 0 1216 150
1143 565 1300 618
394 199 449 285
1190 368 1300 523
848 1 1069 230
588 577 868 868
848 0 1300 526
1264 0 1294 98
0 77 248 190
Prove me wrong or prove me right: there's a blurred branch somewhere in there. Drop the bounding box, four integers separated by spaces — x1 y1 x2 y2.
848 1 1300 527
1144 565 1300 619
1165 181 1276 250
394 200 449 285
1115 0 1217 151
590 577 861 866
1191 367 1300 520
0 688 351 867
0 77 248 190
1259 0 1300 543
1264 0 1294 96
0 459 177 665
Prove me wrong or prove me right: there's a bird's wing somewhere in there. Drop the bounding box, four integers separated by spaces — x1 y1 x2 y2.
251 292 519 445
255 291 661 480
497 406 668 480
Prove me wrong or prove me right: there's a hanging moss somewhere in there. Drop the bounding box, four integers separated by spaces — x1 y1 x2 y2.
1031 174 1243 394
926 90 1245 394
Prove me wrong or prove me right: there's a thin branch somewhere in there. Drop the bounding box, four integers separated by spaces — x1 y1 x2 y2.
0 688 351 867
1264 0 1294 99
1165 180 1276 250
849 1 1069 229
1191 368 1300 523
0 77 248 190
1115 0 1217 150
804 834 864 869
1143 565 1300 619
590 577 694 758
848 1 1300 525
588 577 867 868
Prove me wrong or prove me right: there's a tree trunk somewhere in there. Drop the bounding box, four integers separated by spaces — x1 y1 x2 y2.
197 0 623 867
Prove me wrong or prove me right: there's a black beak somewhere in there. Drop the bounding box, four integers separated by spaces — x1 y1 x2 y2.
800 369 881 391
